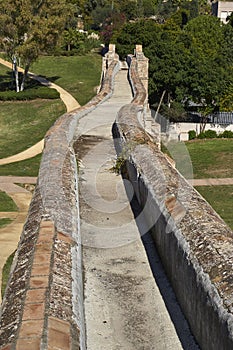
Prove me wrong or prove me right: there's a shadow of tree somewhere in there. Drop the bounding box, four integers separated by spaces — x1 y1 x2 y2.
0 71 61 91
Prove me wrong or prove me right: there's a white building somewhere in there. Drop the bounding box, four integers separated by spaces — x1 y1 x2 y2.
212 1 233 23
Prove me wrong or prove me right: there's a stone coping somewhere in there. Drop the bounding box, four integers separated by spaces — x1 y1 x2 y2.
114 50 233 349
0 55 120 350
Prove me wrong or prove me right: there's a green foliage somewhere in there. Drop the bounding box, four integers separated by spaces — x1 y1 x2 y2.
0 0 75 90
0 87 59 101
159 101 187 121
227 12 233 27
114 15 233 122
197 130 218 139
184 16 233 115
0 53 101 162
188 130 196 140
197 132 206 139
60 28 101 54
110 156 126 175
218 130 233 139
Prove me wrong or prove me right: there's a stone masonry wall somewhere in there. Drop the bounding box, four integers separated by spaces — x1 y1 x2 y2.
0 53 120 350
113 52 233 350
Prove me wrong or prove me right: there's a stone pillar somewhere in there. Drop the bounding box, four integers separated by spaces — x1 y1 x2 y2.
135 44 149 100
106 43 116 67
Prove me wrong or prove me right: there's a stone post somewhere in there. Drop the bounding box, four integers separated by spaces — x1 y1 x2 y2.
135 44 149 103
106 43 116 67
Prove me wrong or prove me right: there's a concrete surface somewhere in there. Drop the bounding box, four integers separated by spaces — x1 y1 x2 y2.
76 70 183 349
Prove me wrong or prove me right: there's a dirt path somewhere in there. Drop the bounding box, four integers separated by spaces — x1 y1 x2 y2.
0 58 80 165
191 178 233 186
0 176 37 302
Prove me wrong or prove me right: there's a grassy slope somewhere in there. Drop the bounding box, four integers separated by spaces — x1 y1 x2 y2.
184 139 233 179
196 185 233 230
0 99 65 158
31 54 102 106
0 53 102 173
182 139 233 231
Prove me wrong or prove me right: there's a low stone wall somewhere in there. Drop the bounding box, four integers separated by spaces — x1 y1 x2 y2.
114 53 233 350
0 54 120 350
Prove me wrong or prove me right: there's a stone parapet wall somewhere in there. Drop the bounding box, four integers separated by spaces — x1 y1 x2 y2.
0 56 120 350
114 52 233 350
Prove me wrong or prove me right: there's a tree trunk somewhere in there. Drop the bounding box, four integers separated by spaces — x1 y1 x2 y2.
20 64 30 92
200 115 207 133
155 90 166 119
12 56 19 92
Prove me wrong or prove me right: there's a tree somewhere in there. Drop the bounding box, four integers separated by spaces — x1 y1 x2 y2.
114 14 233 130
0 0 75 92
184 15 233 131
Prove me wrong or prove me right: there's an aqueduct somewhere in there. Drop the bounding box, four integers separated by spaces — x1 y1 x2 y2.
0 45 233 350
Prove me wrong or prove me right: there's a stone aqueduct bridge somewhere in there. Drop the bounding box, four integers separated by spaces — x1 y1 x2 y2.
1 45 233 350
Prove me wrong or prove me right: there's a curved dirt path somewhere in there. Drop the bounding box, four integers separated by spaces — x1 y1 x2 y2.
0 57 80 302
0 58 80 165
0 176 37 302
191 178 233 186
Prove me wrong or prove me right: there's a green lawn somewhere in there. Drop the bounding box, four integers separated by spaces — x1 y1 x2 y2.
0 53 102 162
186 139 233 231
0 154 42 176
0 99 65 159
184 139 233 179
0 191 18 211
31 54 102 105
196 185 233 231
163 139 233 231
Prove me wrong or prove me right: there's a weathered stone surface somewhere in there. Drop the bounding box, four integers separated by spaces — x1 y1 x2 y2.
0 55 120 349
114 56 233 350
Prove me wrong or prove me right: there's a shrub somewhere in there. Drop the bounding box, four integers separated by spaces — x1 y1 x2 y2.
188 130 196 140
203 130 218 138
197 132 206 139
198 130 217 139
218 130 233 138
0 86 59 101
